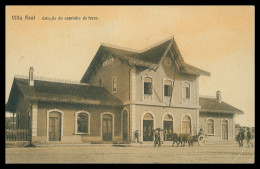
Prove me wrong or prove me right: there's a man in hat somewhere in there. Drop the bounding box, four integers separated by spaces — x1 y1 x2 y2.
198 128 204 137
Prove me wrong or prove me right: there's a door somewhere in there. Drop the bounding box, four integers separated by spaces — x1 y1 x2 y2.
222 120 228 140
143 113 154 141
122 111 128 141
102 114 113 141
163 121 173 141
182 115 191 134
49 112 61 141
143 120 154 141
163 114 173 141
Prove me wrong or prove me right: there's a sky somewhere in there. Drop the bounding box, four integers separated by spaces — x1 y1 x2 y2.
6 6 255 127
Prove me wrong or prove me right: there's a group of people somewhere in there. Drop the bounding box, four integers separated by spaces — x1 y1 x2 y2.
236 127 254 148
134 128 161 147
135 127 254 148
143 126 154 141
164 128 173 141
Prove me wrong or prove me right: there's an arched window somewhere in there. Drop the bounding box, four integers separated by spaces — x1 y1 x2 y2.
144 77 152 95
182 115 191 134
207 119 215 135
75 111 90 134
182 82 191 103
164 79 173 97
143 76 153 100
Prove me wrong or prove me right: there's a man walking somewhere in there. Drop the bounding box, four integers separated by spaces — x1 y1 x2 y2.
246 127 253 148
154 129 161 147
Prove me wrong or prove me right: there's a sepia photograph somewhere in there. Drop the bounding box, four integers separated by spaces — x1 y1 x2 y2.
5 5 255 164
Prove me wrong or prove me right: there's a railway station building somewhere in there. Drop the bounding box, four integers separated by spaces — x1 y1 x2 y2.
6 36 243 144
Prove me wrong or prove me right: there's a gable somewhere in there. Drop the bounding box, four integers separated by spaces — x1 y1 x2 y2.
6 80 23 112
81 36 210 83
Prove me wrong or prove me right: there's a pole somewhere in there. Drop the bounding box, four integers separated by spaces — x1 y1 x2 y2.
169 67 176 107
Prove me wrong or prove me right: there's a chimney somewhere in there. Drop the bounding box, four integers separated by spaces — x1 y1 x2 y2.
29 67 34 86
216 90 222 103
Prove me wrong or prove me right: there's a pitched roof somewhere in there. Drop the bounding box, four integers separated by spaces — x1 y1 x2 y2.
6 78 123 112
182 63 211 77
81 36 210 83
199 97 244 114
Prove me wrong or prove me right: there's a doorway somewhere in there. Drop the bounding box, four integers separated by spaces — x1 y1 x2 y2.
182 115 191 134
163 114 173 141
222 119 228 140
122 110 128 141
102 114 113 141
143 113 154 141
49 111 61 141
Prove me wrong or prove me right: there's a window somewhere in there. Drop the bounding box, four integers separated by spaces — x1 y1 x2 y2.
164 79 173 97
182 115 191 134
142 76 153 100
144 77 152 95
76 112 90 134
182 82 191 103
183 82 190 98
99 79 102 87
112 77 117 93
207 119 214 135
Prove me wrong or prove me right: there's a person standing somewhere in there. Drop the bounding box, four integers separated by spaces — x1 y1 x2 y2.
198 128 203 136
154 129 161 147
134 130 139 143
238 128 245 147
164 128 168 141
246 127 253 148
148 126 152 141
143 126 147 141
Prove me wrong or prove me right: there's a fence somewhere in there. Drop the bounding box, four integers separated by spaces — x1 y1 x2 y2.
5 129 30 141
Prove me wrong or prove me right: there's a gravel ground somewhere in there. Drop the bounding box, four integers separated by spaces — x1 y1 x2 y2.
5 141 255 164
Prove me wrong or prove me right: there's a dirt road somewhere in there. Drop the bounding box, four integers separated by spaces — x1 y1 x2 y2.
5 141 254 163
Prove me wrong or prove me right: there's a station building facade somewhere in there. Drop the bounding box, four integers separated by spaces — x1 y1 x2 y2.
6 36 243 144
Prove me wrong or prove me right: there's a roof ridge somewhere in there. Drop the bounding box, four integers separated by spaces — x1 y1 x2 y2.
220 101 244 112
199 95 216 99
101 35 174 54
14 74 89 86
139 35 174 52
101 42 141 53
